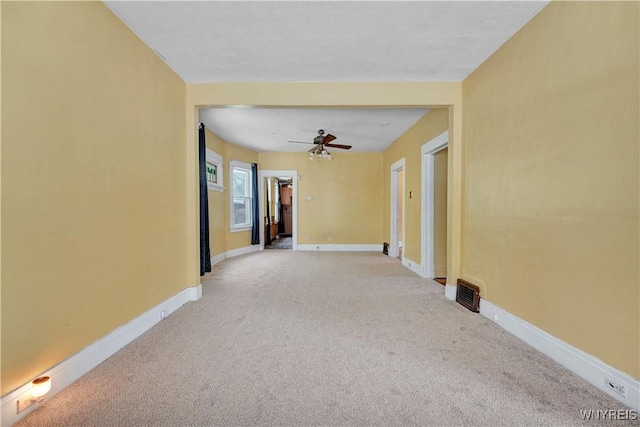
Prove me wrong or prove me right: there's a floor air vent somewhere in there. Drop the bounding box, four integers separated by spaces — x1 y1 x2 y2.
456 279 480 312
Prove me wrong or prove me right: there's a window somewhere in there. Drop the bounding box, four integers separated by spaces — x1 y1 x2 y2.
230 160 253 231
206 149 223 192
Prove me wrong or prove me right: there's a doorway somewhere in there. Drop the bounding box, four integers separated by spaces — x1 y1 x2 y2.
433 148 448 282
263 176 293 249
421 131 448 280
390 158 405 260
258 170 298 251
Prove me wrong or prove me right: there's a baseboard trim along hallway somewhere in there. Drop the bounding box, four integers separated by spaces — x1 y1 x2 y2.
445 284 457 301
1 284 202 426
478 298 640 411
211 245 260 267
11 252 633 425
401 257 422 276
297 244 382 252
394 255 639 411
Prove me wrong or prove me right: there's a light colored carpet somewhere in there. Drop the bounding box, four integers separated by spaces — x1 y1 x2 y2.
16 252 634 426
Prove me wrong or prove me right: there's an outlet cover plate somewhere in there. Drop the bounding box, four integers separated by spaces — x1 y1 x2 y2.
605 375 628 398
17 395 34 413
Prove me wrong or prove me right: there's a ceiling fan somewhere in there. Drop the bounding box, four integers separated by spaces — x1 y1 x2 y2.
288 130 352 159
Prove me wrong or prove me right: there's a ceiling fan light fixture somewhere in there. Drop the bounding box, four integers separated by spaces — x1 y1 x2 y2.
308 147 332 161
295 130 350 160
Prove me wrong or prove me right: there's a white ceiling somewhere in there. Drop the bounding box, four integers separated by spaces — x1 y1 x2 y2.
199 107 430 152
105 1 548 83
104 0 549 153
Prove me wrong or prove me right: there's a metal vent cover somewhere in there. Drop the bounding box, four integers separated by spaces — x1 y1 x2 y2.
456 279 480 312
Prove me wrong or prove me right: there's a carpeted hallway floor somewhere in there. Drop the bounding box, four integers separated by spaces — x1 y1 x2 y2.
16 252 634 426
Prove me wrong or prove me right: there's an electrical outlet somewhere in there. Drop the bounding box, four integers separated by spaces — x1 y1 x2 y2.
160 309 167 320
605 375 628 398
17 395 34 413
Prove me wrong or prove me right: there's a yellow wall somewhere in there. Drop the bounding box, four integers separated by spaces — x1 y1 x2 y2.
259 152 383 245
462 1 639 378
224 142 259 251
5 0 634 404
204 130 226 258
434 148 448 278
1 1 187 395
383 109 449 263
186 84 464 288
204 129 259 255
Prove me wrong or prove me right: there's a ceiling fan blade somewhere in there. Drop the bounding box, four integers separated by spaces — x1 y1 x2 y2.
324 143 352 150
323 134 337 144
288 140 314 145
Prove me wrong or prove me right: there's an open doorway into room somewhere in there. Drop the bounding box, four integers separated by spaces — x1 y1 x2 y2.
397 169 404 260
258 170 298 251
421 131 448 283
433 148 448 284
263 176 294 249
390 158 405 260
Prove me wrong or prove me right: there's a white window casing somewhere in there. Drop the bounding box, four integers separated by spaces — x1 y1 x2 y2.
205 149 224 192
230 160 253 232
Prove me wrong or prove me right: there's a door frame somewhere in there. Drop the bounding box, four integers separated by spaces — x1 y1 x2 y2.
258 170 298 250
389 158 405 259
421 131 449 278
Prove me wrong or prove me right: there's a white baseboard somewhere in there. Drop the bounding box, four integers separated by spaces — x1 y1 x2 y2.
210 245 260 269
226 245 260 258
1 284 202 426
298 244 382 252
445 284 457 301
479 298 640 411
401 257 422 277
188 284 202 301
210 252 227 267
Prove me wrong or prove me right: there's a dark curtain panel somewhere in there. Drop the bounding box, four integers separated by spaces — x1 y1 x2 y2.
265 180 271 245
250 163 260 245
278 182 285 234
199 123 212 276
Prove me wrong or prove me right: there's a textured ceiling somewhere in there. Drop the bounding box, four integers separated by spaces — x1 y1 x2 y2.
104 0 549 152
199 107 430 153
105 1 548 83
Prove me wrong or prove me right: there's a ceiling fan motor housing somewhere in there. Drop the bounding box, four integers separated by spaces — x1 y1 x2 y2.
313 129 325 144
288 129 351 150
